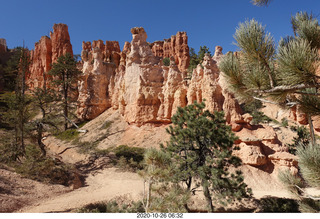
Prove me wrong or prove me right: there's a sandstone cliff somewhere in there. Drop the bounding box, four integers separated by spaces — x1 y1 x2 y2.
77 27 188 123
27 24 73 90
151 31 189 72
77 40 120 120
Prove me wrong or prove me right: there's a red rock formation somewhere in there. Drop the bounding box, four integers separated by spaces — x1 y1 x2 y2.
187 52 245 131
27 23 73 90
234 124 298 174
77 27 189 124
77 40 120 120
50 24 73 63
151 31 190 72
28 36 52 89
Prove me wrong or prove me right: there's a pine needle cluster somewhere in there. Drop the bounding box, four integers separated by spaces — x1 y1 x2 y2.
219 12 320 105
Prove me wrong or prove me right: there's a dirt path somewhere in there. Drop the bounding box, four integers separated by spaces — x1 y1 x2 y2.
18 168 144 213
16 165 293 213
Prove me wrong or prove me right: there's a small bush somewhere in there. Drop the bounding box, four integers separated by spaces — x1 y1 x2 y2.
76 140 99 154
77 200 145 213
281 118 289 127
251 111 272 125
113 145 146 170
163 57 170 66
241 100 272 125
0 136 24 163
257 196 300 212
14 145 72 185
55 128 79 141
241 99 263 113
113 145 145 163
100 120 113 130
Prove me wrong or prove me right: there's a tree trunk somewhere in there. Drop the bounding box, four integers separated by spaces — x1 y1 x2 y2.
64 97 68 131
145 180 152 213
37 122 46 157
63 79 68 131
307 114 316 146
202 179 214 212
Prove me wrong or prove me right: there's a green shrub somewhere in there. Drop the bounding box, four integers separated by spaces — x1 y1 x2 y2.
14 145 72 185
251 111 272 125
163 57 170 66
100 120 113 130
113 145 145 163
55 128 79 141
113 145 146 170
77 200 145 213
0 135 24 162
241 99 263 113
257 196 300 212
76 140 99 154
241 100 272 125
281 118 289 127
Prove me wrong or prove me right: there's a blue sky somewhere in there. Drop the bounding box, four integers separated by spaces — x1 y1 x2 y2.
1 0 320 55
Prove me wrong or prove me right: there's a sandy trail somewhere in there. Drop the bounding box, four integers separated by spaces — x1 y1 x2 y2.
18 168 144 213
17 166 293 213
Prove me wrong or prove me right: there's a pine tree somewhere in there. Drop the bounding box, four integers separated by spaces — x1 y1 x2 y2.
48 53 81 131
222 4 320 212
218 12 320 145
188 46 212 74
30 86 59 156
162 101 252 212
0 47 31 156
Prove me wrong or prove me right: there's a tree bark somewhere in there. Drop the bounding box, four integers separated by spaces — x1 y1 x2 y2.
202 179 214 212
37 122 46 157
307 114 316 146
63 74 68 131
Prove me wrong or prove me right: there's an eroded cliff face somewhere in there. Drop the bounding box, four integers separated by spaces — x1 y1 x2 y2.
77 27 188 123
187 51 245 129
77 40 120 120
151 31 190 73
27 23 73 90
